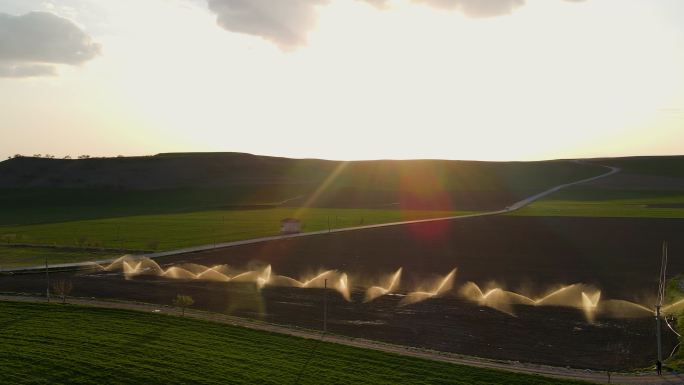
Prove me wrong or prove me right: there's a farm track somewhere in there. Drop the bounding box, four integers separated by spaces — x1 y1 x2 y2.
1 295 682 385
6 162 679 379
4 162 619 273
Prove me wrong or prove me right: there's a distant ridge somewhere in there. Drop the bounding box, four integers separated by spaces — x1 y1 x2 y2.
0 152 612 225
0 151 605 191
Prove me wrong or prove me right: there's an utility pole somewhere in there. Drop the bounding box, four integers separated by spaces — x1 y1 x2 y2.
323 278 328 333
656 241 668 366
656 305 662 363
45 256 50 303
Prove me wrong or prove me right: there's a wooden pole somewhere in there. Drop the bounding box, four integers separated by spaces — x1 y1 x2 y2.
323 278 328 333
656 241 667 366
656 305 662 364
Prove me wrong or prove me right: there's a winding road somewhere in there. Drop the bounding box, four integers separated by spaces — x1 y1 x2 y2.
4 162 620 273
10 162 674 384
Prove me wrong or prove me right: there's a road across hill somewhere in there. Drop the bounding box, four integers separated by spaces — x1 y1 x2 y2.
6 161 677 383
3 162 620 273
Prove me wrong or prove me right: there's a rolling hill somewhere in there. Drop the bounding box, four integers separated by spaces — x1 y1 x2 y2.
0 152 605 225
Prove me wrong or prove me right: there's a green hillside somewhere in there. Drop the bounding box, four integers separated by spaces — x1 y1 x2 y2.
0 153 605 225
515 156 684 218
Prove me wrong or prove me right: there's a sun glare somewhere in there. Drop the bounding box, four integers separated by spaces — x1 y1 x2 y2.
114 0 682 161
1 0 683 160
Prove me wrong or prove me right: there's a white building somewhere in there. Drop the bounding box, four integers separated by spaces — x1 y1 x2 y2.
280 218 301 234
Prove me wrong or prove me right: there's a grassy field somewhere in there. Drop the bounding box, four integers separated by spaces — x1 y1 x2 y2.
0 301 588 385
0 154 607 226
513 199 684 218
0 246 114 269
0 207 468 267
513 190 684 218
0 154 608 267
0 187 303 226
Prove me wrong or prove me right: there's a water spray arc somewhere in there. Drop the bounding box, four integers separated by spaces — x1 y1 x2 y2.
100 256 352 299
95 256 684 324
399 269 456 306
364 268 402 302
459 281 654 323
460 282 535 316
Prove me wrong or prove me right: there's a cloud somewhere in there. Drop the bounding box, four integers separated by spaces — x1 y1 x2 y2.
0 63 57 78
376 0 585 18
206 0 589 49
207 0 327 50
360 0 391 9
0 11 100 78
418 0 526 18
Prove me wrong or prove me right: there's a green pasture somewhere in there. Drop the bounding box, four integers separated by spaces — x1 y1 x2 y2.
0 246 114 269
0 208 468 267
0 301 588 385
513 190 684 218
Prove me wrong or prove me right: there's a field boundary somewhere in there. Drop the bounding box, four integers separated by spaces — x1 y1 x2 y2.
2 294 681 384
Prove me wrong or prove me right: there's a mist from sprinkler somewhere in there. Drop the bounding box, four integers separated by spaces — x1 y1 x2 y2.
95 256 673 322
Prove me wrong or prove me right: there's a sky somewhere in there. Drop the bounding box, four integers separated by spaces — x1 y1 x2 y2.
1 0 683 161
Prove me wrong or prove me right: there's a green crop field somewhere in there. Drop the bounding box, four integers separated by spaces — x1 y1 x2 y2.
0 153 612 267
0 246 114 270
0 207 469 267
512 190 684 218
0 301 587 385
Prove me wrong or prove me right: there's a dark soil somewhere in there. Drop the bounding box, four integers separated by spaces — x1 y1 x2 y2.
2 215 682 370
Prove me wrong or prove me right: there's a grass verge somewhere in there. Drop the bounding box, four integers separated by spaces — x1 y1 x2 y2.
0 300 588 385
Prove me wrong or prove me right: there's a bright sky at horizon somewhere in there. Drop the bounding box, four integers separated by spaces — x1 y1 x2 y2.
1 0 683 162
